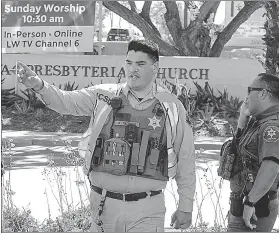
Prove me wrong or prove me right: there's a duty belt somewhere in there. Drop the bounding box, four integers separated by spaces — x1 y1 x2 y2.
91 184 162 202
230 190 278 200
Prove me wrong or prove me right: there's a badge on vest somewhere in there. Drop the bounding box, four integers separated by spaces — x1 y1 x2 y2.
148 115 161 130
263 126 279 142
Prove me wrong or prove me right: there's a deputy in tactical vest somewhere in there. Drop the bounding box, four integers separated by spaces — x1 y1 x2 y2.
16 39 196 232
218 73 279 232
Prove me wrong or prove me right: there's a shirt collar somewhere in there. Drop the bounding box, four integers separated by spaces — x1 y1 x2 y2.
122 82 157 101
254 104 279 120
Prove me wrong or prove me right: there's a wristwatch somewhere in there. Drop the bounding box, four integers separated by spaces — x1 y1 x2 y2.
243 195 255 207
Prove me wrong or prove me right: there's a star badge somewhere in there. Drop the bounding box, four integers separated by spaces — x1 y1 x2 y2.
148 115 161 130
263 126 279 142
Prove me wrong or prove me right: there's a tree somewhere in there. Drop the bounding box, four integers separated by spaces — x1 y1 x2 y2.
102 1 264 57
263 1 279 76
149 1 185 45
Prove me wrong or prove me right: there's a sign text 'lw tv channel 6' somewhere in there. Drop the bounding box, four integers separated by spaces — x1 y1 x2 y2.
2 1 95 53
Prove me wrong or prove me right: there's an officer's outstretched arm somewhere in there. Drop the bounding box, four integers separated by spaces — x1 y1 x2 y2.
35 81 98 116
17 61 98 116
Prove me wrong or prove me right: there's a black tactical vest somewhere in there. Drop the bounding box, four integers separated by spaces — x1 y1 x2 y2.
230 113 279 190
90 94 169 181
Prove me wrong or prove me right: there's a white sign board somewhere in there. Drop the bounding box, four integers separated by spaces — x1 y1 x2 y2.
1 54 265 100
1 1 95 53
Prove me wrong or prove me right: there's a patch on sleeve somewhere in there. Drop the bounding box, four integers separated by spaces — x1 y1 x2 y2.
263 126 279 142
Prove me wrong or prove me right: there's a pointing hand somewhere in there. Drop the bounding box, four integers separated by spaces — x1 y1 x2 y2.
17 61 43 91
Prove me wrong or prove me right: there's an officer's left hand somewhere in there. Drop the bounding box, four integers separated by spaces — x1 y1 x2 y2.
243 205 257 230
237 97 250 129
170 210 192 229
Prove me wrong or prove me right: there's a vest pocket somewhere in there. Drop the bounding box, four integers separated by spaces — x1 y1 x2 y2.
217 139 236 180
102 138 131 175
92 137 104 165
144 148 160 177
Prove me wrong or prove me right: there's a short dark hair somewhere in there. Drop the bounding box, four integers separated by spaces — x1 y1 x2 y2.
127 39 159 62
258 73 279 102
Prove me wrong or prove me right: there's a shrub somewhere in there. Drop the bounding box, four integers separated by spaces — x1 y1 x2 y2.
14 100 31 114
85 82 95 88
192 81 221 113
39 206 91 232
3 207 41 232
1 88 22 107
159 80 243 136
219 96 243 119
34 108 44 121
1 78 22 107
20 89 45 109
55 81 79 91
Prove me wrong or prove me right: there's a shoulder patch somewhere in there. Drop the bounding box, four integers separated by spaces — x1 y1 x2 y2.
263 126 279 142
94 84 122 106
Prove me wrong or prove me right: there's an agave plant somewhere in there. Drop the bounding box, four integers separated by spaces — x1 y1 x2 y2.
192 81 211 112
217 88 229 104
20 89 45 109
14 100 31 114
220 96 243 119
193 81 221 113
2 78 23 107
1 88 22 107
196 103 220 129
55 81 79 91
204 81 221 112
85 82 95 88
175 84 198 126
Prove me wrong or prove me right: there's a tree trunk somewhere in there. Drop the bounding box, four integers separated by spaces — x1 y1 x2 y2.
103 1 264 57
210 1 263 57
264 1 279 76
103 1 181 56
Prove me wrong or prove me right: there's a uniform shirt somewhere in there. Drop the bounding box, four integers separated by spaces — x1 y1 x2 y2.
230 105 279 193
36 81 196 212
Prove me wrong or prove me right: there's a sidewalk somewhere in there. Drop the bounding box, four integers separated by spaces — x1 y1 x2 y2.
2 130 227 168
2 130 82 147
2 130 227 170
